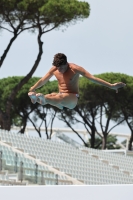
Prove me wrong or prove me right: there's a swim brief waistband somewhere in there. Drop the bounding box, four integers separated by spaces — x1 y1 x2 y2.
59 92 79 99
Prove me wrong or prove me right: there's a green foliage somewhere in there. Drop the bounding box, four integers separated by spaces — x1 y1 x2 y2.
0 76 58 107
87 135 121 150
39 0 90 23
76 73 133 149
0 76 58 127
0 0 90 31
1 72 132 146
79 72 132 114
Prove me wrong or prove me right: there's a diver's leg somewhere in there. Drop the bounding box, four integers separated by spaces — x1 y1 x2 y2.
44 93 78 109
36 93 63 109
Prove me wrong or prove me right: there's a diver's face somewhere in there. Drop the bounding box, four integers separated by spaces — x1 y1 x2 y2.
57 63 68 74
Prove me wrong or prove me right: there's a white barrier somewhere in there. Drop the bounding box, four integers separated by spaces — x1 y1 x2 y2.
0 127 133 200
0 185 133 200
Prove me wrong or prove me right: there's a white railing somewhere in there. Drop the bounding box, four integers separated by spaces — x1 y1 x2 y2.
7 126 132 151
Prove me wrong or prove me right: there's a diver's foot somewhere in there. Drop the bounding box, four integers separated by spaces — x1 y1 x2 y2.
36 93 47 105
28 92 37 104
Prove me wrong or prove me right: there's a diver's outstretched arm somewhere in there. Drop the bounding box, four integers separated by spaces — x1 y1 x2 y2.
75 65 126 92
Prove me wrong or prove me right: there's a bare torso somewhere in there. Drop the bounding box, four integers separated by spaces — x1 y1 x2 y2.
53 63 79 94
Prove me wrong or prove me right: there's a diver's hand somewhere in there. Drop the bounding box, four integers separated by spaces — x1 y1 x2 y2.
111 82 126 93
29 86 36 92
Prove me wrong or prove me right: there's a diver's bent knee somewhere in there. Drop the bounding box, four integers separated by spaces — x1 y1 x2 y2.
45 94 51 98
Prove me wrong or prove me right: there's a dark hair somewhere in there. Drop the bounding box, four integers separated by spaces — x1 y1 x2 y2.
52 53 67 67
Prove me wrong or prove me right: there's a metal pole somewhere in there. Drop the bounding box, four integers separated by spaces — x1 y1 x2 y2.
0 151 2 171
55 174 58 185
19 161 23 182
35 164 38 184
14 153 18 173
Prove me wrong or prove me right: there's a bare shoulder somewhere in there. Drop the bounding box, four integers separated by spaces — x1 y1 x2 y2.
69 63 82 71
49 66 57 74
69 63 85 74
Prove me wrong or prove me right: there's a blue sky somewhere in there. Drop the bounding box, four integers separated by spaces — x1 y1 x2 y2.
0 0 133 79
0 0 133 139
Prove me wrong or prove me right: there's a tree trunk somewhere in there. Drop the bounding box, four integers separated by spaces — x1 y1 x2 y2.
1 28 43 131
19 118 27 134
102 134 107 149
28 116 42 138
90 128 95 148
0 33 18 67
0 110 10 130
49 110 57 139
128 132 133 150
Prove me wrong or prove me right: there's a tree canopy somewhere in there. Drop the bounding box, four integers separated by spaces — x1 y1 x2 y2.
59 72 132 149
0 72 132 149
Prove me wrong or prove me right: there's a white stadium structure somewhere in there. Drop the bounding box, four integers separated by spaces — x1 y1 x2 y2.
0 127 133 186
